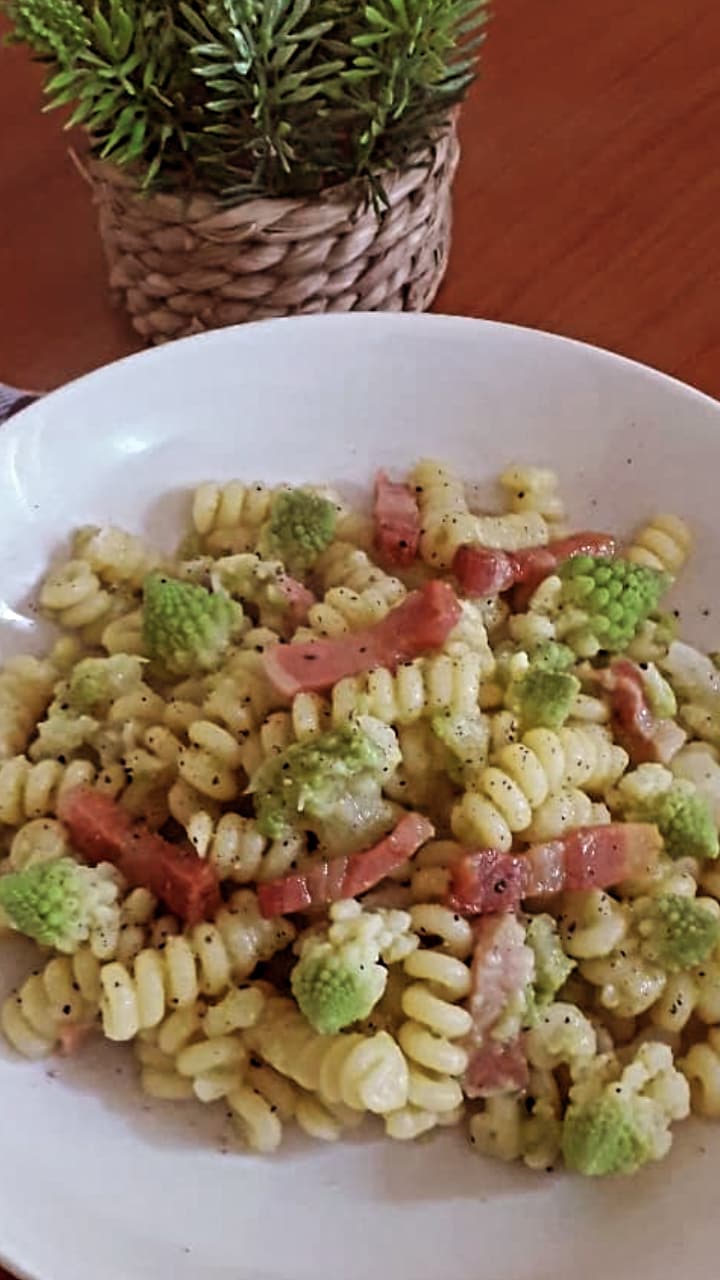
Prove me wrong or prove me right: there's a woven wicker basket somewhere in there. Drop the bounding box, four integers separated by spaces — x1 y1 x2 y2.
79 120 460 345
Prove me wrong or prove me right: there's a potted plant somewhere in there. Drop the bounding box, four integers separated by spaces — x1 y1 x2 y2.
4 0 490 343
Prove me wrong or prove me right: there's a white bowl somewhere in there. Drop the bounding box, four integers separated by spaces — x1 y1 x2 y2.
1 314 718 1280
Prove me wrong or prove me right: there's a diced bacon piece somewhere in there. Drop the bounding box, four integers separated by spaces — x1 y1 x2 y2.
263 580 461 697
562 823 662 890
453 531 617 601
257 813 433 917
464 1036 529 1098
449 847 531 914
58 787 221 924
463 915 533 1098
452 546 517 597
275 574 316 625
374 470 421 566
448 823 662 916
594 658 686 765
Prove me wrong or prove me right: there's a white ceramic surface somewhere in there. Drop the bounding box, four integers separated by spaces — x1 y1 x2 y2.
1 314 718 1280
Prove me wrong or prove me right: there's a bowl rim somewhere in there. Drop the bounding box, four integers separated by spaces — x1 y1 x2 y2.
6 315 718 440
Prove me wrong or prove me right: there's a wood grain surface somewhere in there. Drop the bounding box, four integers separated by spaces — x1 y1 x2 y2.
0 0 719 1273
2 0 720 398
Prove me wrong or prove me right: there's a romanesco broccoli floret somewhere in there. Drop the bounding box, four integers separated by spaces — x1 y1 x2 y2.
0 857 120 952
291 900 416 1034
633 894 720 971
508 668 580 730
636 780 719 861
258 489 336 575
528 640 576 673
291 940 386 1034
142 574 241 675
66 654 146 715
250 716 400 850
562 1041 689 1176
558 555 667 653
526 914 575 1008
671 744 720 826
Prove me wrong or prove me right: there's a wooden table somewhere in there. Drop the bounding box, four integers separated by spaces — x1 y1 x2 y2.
0 0 719 1274
2 0 720 400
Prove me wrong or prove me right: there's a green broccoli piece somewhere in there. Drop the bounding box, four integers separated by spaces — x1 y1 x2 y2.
636 780 719 861
66 654 146 715
0 858 120 953
250 717 400 848
526 914 575 1008
563 1094 658 1176
142 574 241 676
508 668 580 730
528 640 576 673
258 489 336 575
291 934 387 1034
558 555 668 654
634 894 720 972
562 1041 689 1176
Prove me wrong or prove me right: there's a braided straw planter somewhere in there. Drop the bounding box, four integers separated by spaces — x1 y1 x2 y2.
80 120 460 345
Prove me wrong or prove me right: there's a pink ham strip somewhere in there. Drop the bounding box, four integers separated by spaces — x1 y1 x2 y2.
263 580 461 697
374 470 421 566
448 823 662 916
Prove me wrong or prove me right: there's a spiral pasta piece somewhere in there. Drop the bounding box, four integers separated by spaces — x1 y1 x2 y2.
167 790 305 882
202 652 280 738
451 725 627 851
0 757 126 827
332 651 489 727
239 694 328 776
396 946 472 1115
138 990 359 1148
523 791 611 843
0 892 171 1059
409 840 467 903
233 1058 362 1149
99 891 295 1040
6 816 71 870
499 464 565 524
72 525 160 590
558 890 628 959
411 459 549 569
580 939 667 1018
314 541 405 596
648 936 720 1035
190 480 278 555
244 996 409 1116
680 1028 720 1118
298 584 404 641
100 607 145 656
176 720 245 802
469 1068 562 1169
39 557 133 632
1 951 103 1059
626 514 692 576
383 722 455 818
0 655 57 762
